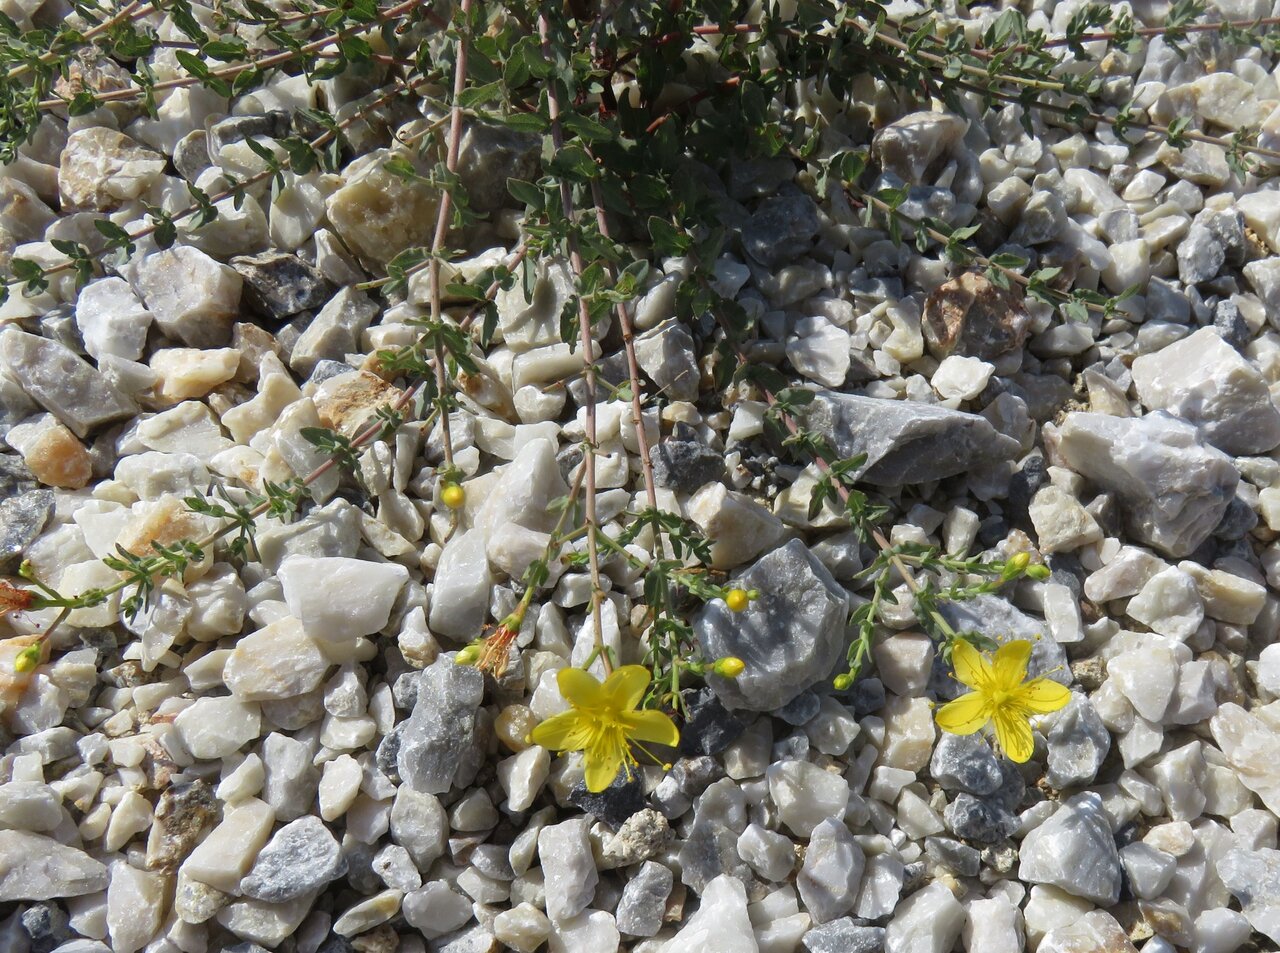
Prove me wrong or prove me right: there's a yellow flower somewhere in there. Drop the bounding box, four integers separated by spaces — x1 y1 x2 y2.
530 665 679 793
934 639 1071 763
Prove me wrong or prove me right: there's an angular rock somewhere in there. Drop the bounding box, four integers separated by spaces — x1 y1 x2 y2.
943 792 1018 844
1043 694 1110 788
1018 792 1122 904
494 903 552 953
74 277 152 362
538 818 597 923
696 540 848 712
663 874 756 953
929 732 1002 795
1048 411 1237 558
635 320 700 402
0 831 108 900
798 818 865 924
230 251 330 321
767 759 849 837
651 440 725 494
106 861 166 953
133 246 244 347
457 120 540 212
0 489 53 572
873 112 968 184
801 919 885 953
1037 911 1137 953
1 330 135 436
397 658 484 795
59 128 165 210
687 482 786 570
736 823 795 883
429 529 493 640
884 881 965 953
278 555 408 643
923 272 1031 360
325 148 439 265
290 287 378 375
615 862 672 937
1211 703 1280 817
1132 327 1280 454
742 191 820 267
804 391 1020 486
240 817 346 902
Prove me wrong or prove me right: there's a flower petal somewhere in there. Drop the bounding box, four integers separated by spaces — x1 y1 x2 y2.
935 692 992 735
557 666 605 708
621 709 680 748
1018 677 1072 715
950 639 992 690
601 665 651 712
993 707 1035 763
583 742 625 793
991 639 1033 690
529 710 591 751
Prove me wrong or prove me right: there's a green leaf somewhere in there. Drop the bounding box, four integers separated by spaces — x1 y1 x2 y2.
648 216 689 257
457 81 503 109
560 111 610 142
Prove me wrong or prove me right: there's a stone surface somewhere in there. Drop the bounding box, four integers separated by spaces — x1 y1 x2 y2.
883 882 965 953
0 489 53 572
1043 694 1110 788
1017 793 1122 904
1049 411 1238 557
742 191 820 267
923 271 1031 360
133 246 244 347
695 540 847 711
0 831 108 900
278 555 408 643
538 818 597 923
290 287 378 375
805 391 1020 486
325 148 439 264
1 330 135 436
797 818 865 924
662 874 757 953
59 127 165 210
231 251 330 320
615 862 672 937
397 657 484 794
240 817 346 902
1132 326 1280 454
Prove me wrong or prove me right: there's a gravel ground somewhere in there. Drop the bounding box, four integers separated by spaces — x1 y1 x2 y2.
3 1 1280 953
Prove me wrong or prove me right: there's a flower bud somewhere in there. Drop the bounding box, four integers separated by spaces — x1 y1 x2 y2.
713 656 745 678
440 482 466 509
1004 552 1031 576
454 644 481 665
724 588 750 612
13 645 40 674
1025 564 1052 580
833 673 853 691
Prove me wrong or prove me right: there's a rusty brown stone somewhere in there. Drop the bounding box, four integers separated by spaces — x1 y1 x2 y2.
923 271 1032 361
146 779 217 871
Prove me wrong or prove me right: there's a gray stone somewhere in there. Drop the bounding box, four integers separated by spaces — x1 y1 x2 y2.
538 818 597 923
742 191 820 267
1049 411 1238 557
240 816 346 902
0 489 52 573
397 658 485 795
1218 847 1280 945
207 113 291 158
457 121 540 212
615 861 672 937
929 731 1003 795
0 372 38 432
133 245 243 347
231 251 330 320
1044 694 1110 788
289 287 379 376
804 391 1020 486
943 792 1019 845
679 815 754 894
938 595 1070 690
695 540 849 712
1177 223 1225 284
924 836 981 877
0 330 135 437
0 831 108 900
260 733 320 824
1131 327 1280 455
1017 792 1121 904
801 919 885 953
798 818 865 924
